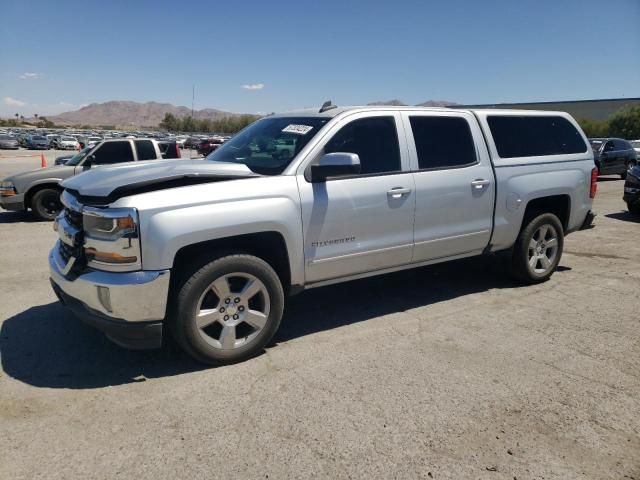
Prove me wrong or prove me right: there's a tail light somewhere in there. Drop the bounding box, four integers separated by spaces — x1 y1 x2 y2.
176 142 181 158
590 167 598 198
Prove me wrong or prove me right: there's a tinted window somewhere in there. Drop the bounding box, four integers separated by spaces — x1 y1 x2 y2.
135 140 156 160
92 141 134 164
409 116 476 169
488 116 587 158
604 141 616 152
614 139 629 151
324 116 401 175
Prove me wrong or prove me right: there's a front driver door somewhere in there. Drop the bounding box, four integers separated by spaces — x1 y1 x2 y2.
297 112 415 284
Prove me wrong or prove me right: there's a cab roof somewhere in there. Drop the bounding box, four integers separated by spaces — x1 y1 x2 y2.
268 105 572 119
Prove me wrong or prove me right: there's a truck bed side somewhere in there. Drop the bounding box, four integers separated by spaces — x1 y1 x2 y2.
473 110 595 252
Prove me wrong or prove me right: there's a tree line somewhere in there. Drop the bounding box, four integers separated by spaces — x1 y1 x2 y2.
159 113 261 134
0 116 55 128
577 106 640 139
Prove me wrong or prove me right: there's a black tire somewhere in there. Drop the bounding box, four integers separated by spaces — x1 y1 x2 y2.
628 202 640 215
170 254 285 365
621 161 633 179
511 213 564 284
31 188 62 221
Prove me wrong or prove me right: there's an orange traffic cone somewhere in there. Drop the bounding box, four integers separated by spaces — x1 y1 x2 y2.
41 153 47 168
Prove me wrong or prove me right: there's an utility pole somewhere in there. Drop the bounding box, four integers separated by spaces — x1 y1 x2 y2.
191 84 195 118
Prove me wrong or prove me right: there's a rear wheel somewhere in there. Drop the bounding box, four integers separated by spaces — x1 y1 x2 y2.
511 213 564 284
170 254 285 365
31 188 62 221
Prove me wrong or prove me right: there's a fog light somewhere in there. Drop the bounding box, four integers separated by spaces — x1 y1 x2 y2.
97 286 112 312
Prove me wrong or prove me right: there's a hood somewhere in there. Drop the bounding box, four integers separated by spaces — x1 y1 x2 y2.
4 165 76 192
62 159 259 200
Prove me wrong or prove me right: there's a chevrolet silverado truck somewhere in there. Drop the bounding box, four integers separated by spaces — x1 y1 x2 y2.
0 138 180 220
48 105 597 365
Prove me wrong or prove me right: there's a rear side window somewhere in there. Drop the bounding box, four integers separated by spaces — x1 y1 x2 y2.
487 116 587 158
135 140 156 160
92 141 134 164
613 139 629 151
409 116 477 169
324 116 401 175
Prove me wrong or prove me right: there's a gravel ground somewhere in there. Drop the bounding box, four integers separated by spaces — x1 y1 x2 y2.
0 156 638 479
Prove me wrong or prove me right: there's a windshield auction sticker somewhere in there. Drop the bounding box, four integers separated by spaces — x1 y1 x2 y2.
282 124 314 135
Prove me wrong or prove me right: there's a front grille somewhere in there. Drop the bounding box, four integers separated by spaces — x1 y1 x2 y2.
64 207 83 230
59 241 75 263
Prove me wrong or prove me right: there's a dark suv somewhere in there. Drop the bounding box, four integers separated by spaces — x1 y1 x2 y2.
590 138 637 178
623 164 640 215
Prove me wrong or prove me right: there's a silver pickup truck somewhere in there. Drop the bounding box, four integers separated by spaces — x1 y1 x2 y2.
0 138 180 220
49 105 597 365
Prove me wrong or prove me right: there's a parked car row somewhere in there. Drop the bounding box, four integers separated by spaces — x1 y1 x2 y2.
0 127 231 152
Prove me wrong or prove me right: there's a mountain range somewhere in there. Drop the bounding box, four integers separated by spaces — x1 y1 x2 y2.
41 99 459 127
46 101 242 127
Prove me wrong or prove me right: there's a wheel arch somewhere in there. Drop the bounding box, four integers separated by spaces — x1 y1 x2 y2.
25 181 63 209
520 194 571 233
171 231 293 295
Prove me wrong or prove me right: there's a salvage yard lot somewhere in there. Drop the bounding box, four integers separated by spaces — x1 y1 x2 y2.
0 156 638 478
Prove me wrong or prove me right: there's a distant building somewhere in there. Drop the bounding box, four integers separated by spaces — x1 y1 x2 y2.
456 97 640 121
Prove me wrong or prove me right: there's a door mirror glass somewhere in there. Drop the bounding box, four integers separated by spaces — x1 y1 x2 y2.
310 152 361 182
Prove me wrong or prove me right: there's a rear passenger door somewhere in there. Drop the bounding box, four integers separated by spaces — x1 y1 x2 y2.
402 112 494 262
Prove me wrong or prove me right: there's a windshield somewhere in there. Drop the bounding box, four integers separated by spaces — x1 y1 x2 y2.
589 140 603 151
206 116 329 174
0 135 13 140
32 136 46 140
61 136 75 141
65 147 91 166
631 140 640 148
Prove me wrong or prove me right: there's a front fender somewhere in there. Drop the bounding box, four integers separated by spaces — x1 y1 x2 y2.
138 196 304 286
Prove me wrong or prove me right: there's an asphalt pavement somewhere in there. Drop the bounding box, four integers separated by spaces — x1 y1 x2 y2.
0 153 638 479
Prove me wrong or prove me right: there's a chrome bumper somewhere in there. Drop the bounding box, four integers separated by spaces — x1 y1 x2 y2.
49 242 170 323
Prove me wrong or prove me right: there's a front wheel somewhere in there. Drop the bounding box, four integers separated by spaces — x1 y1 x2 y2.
31 188 62 220
510 213 564 284
170 254 285 365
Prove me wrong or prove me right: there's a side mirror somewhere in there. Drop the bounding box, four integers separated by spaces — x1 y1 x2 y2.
310 153 361 182
83 155 95 168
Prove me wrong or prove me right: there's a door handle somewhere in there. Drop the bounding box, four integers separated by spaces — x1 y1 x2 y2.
387 187 412 198
471 179 490 189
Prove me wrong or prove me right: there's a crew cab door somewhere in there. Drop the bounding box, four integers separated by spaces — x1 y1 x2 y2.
297 112 415 283
401 111 494 261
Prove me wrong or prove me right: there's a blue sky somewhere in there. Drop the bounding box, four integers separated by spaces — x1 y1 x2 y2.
1 0 639 117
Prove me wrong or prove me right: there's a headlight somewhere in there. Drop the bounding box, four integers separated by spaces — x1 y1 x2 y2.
0 181 16 197
83 207 142 272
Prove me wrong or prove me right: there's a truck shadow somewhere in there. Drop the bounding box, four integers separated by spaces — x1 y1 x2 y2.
278 256 521 343
0 211 43 224
0 302 205 389
1 256 530 389
604 211 640 224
